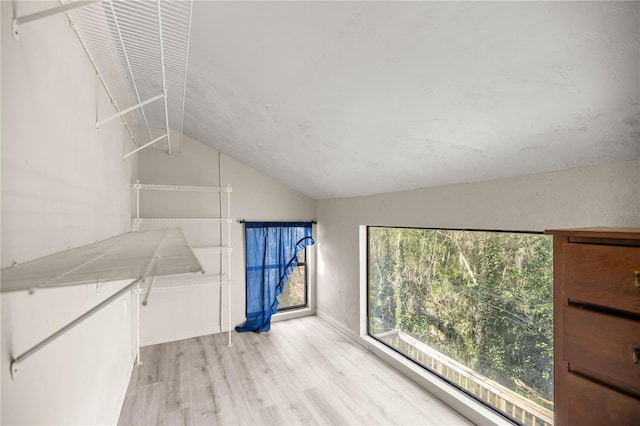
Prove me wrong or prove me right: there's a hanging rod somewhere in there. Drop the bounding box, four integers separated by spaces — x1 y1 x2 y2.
11 0 99 40
3 228 203 378
11 276 143 379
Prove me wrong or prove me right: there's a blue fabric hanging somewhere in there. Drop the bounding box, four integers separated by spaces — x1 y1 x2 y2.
235 222 314 332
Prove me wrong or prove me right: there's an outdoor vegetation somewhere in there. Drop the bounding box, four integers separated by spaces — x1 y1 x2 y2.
368 227 554 415
277 250 307 310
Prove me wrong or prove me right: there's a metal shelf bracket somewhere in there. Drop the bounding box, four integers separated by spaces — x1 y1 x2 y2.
11 1 99 41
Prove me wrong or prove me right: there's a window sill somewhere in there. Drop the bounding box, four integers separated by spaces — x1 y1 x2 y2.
272 307 315 323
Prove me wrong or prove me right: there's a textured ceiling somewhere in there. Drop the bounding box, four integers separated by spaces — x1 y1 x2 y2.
182 1 640 200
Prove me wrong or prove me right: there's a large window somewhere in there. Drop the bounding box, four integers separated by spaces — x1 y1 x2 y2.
368 227 553 426
277 248 308 311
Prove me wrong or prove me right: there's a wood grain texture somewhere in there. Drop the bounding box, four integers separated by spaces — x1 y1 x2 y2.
550 228 640 426
545 227 640 240
567 373 640 426
119 316 472 426
563 306 640 396
563 243 640 313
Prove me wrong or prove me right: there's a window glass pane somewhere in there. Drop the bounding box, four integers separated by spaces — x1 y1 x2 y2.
368 227 553 426
277 249 307 310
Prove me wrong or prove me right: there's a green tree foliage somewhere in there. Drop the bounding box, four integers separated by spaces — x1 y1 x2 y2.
368 228 553 409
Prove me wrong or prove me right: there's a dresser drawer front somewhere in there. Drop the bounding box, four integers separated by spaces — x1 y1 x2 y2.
564 243 640 314
567 372 640 426
563 306 640 396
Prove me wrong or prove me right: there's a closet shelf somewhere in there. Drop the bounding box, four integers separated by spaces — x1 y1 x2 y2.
3 227 203 378
132 183 232 193
131 180 234 347
12 0 194 156
1 228 202 293
143 274 233 294
132 218 234 224
193 246 233 254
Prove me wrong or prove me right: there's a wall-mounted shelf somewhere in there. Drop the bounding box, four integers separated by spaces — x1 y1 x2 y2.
193 246 233 254
11 0 194 157
1 228 201 293
142 274 233 294
133 184 232 193
1 228 203 378
131 181 234 347
133 218 233 225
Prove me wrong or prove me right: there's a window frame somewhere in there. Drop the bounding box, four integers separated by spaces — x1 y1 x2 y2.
362 225 553 426
277 247 308 312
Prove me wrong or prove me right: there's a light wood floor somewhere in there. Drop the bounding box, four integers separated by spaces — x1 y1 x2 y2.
118 316 473 425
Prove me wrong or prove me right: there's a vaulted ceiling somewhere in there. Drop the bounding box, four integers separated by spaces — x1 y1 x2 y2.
182 1 639 200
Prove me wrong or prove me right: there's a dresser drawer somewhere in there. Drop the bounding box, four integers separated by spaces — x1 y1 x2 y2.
566 372 640 426
564 243 640 314
563 306 640 396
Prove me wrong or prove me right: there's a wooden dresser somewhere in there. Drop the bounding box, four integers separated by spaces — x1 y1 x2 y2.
545 228 640 425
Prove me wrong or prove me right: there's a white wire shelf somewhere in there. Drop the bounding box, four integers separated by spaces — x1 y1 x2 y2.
3 227 204 377
0 227 202 293
132 218 233 224
145 274 232 293
132 183 232 192
192 246 233 254
10 0 194 155
68 0 193 154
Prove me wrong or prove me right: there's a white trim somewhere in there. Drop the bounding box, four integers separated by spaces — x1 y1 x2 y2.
359 225 368 336
273 307 315 323
317 311 360 341
273 232 317 324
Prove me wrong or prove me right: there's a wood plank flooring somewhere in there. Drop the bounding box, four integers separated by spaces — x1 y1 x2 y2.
118 316 473 425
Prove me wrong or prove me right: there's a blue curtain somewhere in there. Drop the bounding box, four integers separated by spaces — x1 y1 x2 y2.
235 222 314 332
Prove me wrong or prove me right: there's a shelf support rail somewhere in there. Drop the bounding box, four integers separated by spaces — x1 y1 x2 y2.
227 186 233 347
67 20 141 149
11 0 99 40
156 0 172 154
178 0 194 153
96 92 165 129
123 133 168 160
10 229 170 379
105 0 155 144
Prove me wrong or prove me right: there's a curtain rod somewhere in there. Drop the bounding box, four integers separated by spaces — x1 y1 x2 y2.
237 220 317 224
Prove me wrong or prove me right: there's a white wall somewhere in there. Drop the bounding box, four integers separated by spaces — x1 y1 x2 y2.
316 158 640 333
136 133 316 345
1 1 136 424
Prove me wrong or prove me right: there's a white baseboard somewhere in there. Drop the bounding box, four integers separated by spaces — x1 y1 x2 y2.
316 310 360 341
272 307 315 323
